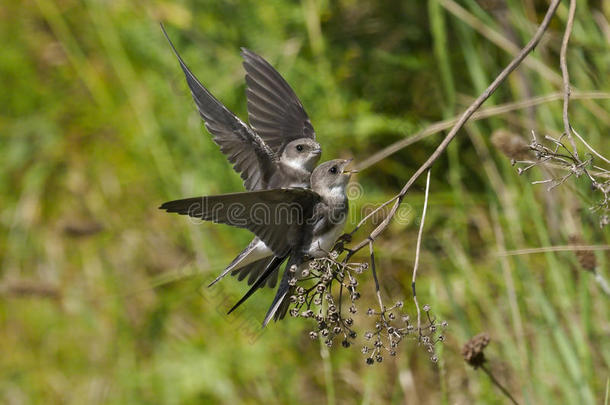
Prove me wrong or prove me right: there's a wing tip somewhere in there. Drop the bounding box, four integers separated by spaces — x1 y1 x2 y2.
240 47 255 58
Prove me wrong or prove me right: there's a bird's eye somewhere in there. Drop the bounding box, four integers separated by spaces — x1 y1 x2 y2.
296 145 304 152
329 166 338 174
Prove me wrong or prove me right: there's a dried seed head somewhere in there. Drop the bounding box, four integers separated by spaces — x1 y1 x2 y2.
491 129 531 160
462 332 491 369
569 235 597 272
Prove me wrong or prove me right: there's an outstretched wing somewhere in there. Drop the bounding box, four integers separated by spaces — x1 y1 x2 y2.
159 188 320 257
241 48 316 153
161 25 276 191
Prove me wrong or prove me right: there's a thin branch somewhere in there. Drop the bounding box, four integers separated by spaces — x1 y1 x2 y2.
356 91 610 172
346 0 562 258
571 127 610 165
481 364 521 405
369 239 384 311
497 245 610 256
595 273 610 296
560 0 579 159
412 170 431 334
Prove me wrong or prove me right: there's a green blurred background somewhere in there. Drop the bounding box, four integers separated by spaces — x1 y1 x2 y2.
1 0 609 403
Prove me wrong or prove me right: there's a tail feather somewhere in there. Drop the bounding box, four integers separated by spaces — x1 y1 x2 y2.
230 256 278 288
262 289 289 327
208 240 271 288
273 287 294 322
240 258 278 288
227 255 286 315
262 254 302 326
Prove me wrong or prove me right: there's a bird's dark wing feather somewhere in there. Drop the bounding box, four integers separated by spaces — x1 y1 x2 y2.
159 188 320 257
241 48 316 153
161 25 276 191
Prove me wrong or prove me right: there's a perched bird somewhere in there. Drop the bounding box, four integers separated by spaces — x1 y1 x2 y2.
161 25 322 288
160 159 354 325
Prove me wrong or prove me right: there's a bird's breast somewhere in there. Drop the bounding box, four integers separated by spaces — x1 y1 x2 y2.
307 217 347 258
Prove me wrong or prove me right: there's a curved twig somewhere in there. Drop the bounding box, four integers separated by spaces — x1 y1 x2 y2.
346 0 562 258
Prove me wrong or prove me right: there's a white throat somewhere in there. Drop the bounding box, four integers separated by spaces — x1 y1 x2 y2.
282 158 308 172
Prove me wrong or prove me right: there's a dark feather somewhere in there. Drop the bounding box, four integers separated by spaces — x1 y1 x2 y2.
241 48 316 153
262 253 303 326
232 257 279 288
161 24 277 191
159 188 320 257
227 255 287 315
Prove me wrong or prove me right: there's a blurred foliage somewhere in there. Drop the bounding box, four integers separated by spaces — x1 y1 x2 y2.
1 0 610 404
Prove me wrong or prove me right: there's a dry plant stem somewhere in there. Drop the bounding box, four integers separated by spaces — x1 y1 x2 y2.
560 0 579 159
571 127 610 165
368 240 384 311
443 0 610 126
480 364 521 405
412 170 431 334
594 273 610 296
356 91 610 171
498 245 610 256
498 244 610 296
346 0 562 258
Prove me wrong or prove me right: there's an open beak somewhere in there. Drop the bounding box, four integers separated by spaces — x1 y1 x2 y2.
342 159 358 175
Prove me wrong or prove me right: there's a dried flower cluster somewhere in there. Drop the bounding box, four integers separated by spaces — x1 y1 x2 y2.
362 302 447 365
462 332 491 369
504 131 610 227
288 254 368 348
285 255 448 364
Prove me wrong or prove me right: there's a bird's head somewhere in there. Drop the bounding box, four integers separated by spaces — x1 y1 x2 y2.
281 138 322 172
310 159 356 195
